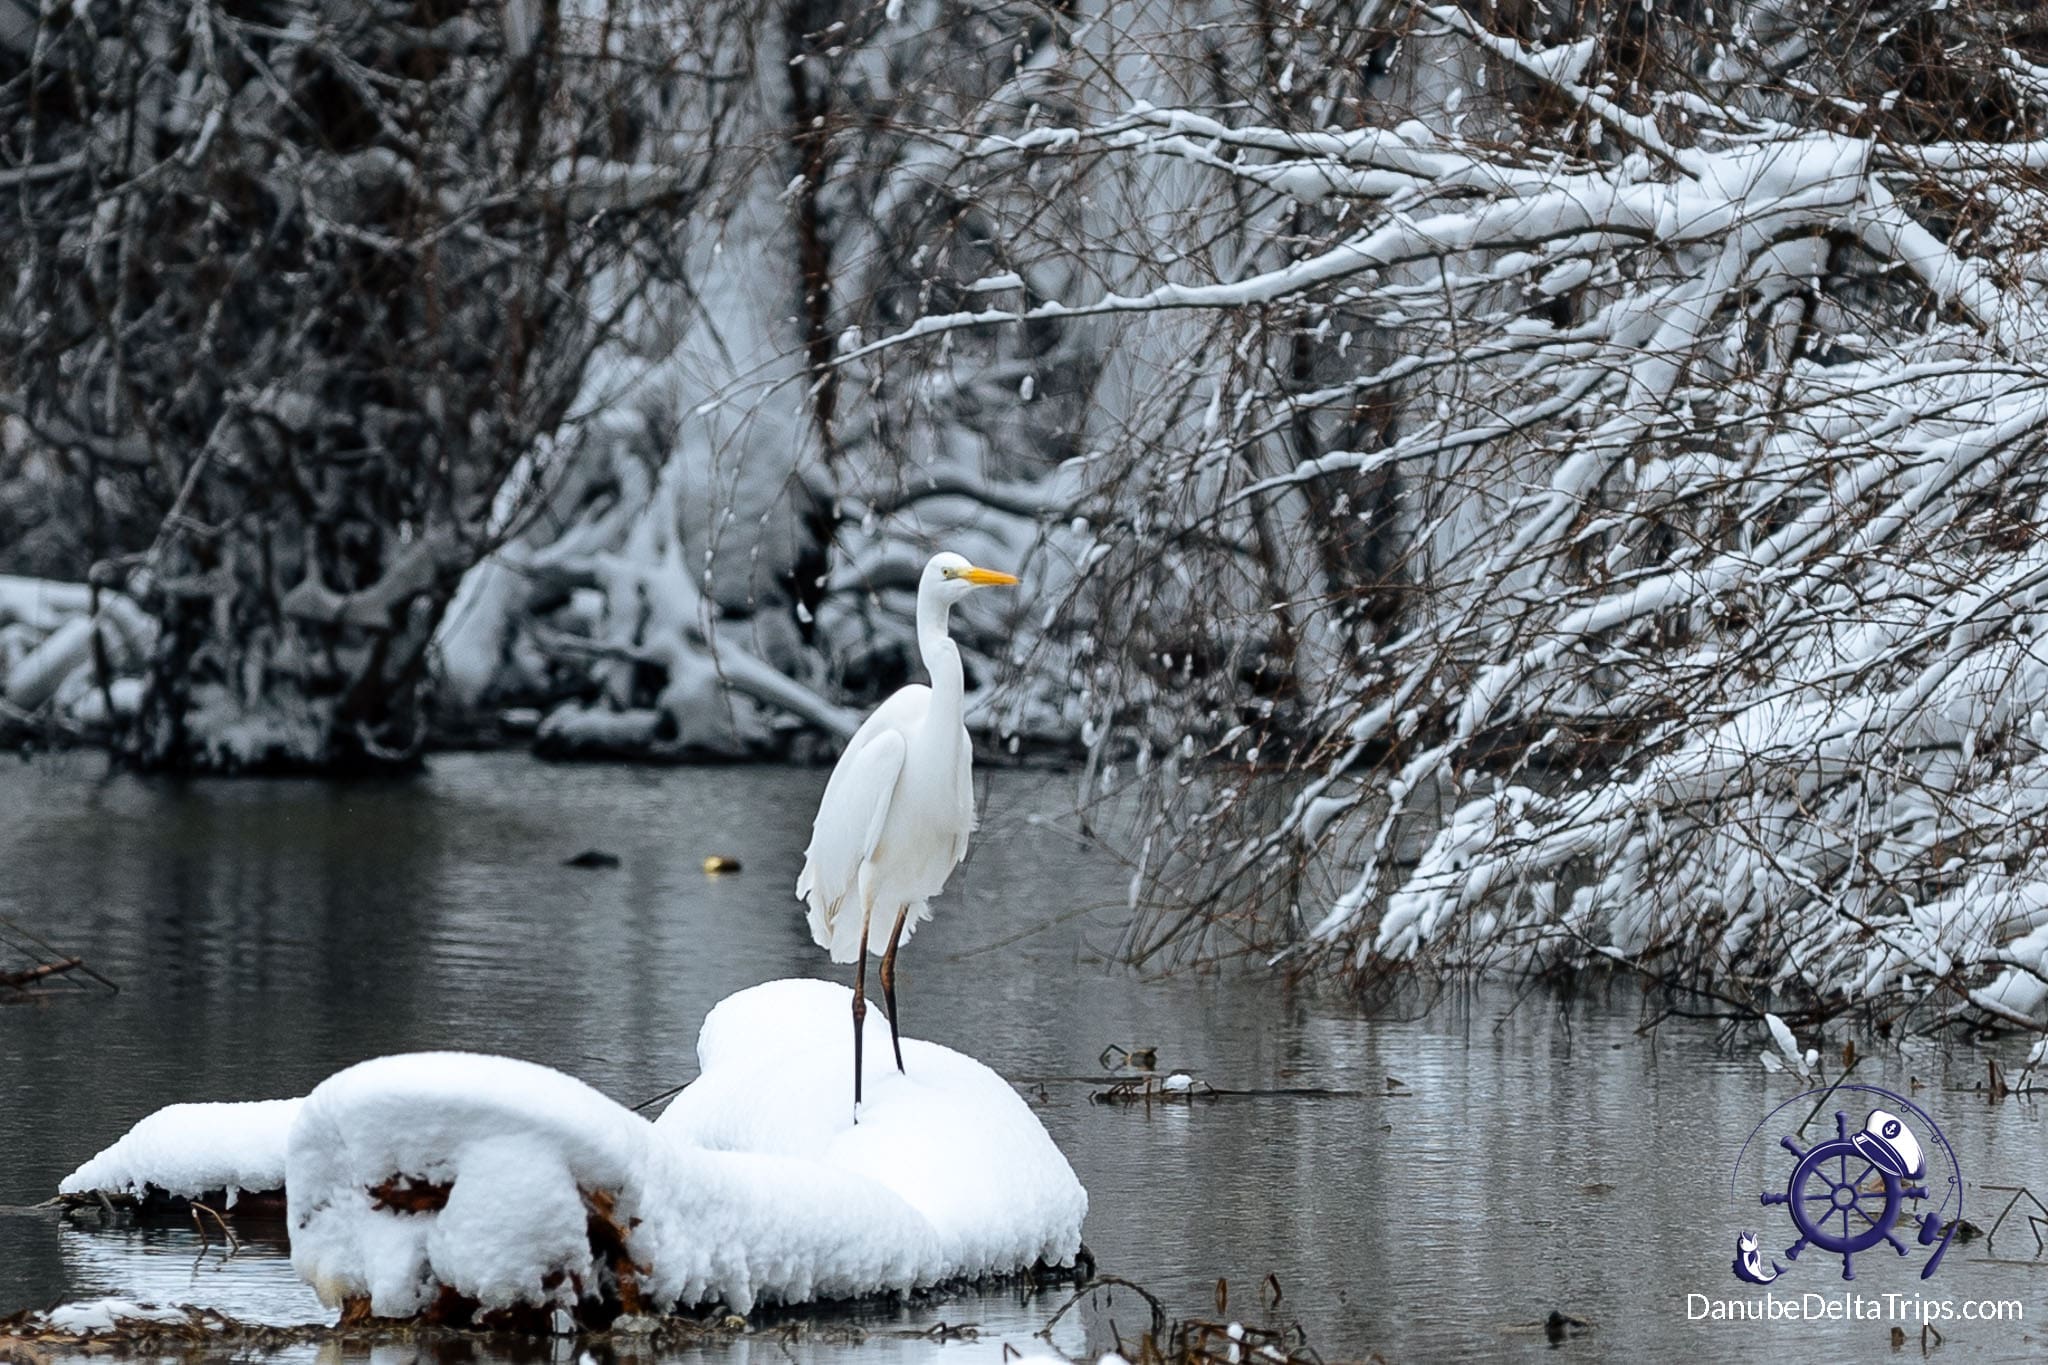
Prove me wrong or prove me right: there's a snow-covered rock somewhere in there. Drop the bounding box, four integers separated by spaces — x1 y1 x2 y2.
56 979 1088 1326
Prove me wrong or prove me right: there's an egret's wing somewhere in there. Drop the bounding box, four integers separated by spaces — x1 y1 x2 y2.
949 729 977 868
822 686 928 801
798 728 907 952
796 686 928 903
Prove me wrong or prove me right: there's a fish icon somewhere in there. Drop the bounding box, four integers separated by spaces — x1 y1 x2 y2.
1733 1230 1784 1285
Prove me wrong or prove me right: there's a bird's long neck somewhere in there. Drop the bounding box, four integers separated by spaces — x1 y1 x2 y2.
917 588 965 728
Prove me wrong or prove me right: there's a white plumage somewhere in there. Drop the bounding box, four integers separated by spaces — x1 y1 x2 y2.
798 552 1007 960
796 551 1017 1107
798 685 973 962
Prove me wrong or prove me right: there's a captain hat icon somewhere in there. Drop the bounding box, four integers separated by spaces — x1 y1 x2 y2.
1851 1109 1925 1180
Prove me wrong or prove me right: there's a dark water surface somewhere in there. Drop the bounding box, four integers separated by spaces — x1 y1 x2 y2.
2 753 2046 1361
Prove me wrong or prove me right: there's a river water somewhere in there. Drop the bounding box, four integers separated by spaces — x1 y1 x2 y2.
1 752 2045 1361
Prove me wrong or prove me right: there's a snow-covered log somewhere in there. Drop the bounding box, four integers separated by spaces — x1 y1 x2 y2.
0 575 92 633
56 980 1088 1327
0 581 155 726
60 1100 303 1212
2 615 94 713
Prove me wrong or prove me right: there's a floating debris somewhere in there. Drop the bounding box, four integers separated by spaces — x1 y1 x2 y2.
1090 1065 1368 1106
1983 1184 2046 1256
1985 1054 2041 1100
1099 1043 1158 1072
1504 1309 1594 1343
1042 1276 1332 1365
0 917 116 1000
1093 1072 1217 1105
0 958 82 990
1544 1309 1593 1344
701 855 742 875
563 849 621 869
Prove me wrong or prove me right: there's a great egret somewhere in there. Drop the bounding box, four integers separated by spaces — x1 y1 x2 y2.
796 551 1018 1112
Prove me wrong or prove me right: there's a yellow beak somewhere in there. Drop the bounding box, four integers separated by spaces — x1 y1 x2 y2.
962 566 1020 587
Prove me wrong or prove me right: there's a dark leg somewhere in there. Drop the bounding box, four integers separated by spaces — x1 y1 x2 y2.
851 905 873 1118
879 905 910 1072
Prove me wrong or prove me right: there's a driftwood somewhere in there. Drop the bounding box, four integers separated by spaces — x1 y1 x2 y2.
56 1185 288 1227
0 959 81 990
0 918 117 995
1088 1077 1369 1106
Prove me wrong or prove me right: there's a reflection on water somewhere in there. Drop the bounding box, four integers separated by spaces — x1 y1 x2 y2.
55 1223 322 1327
2 752 2046 1360
50 1221 1103 1362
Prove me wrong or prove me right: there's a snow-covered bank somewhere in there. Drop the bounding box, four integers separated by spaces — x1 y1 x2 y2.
54 980 1088 1328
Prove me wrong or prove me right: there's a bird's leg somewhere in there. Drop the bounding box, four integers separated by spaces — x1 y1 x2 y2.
851 904 873 1120
879 905 910 1073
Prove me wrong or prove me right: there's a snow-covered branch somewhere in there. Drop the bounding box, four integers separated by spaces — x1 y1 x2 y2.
929 0 2048 1031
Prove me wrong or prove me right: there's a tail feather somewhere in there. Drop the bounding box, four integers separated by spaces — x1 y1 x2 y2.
804 893 935 963
805 891 837 957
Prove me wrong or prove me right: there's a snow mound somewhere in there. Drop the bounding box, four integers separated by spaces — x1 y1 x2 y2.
659 979 1089 1277
286 1051 663 1318
59 980 1087 1326
59 1099 303 1204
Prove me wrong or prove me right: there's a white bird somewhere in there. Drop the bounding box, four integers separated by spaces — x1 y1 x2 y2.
796 551 1018 1112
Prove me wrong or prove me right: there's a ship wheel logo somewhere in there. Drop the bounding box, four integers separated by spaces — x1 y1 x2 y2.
1729 1085 1963 1285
